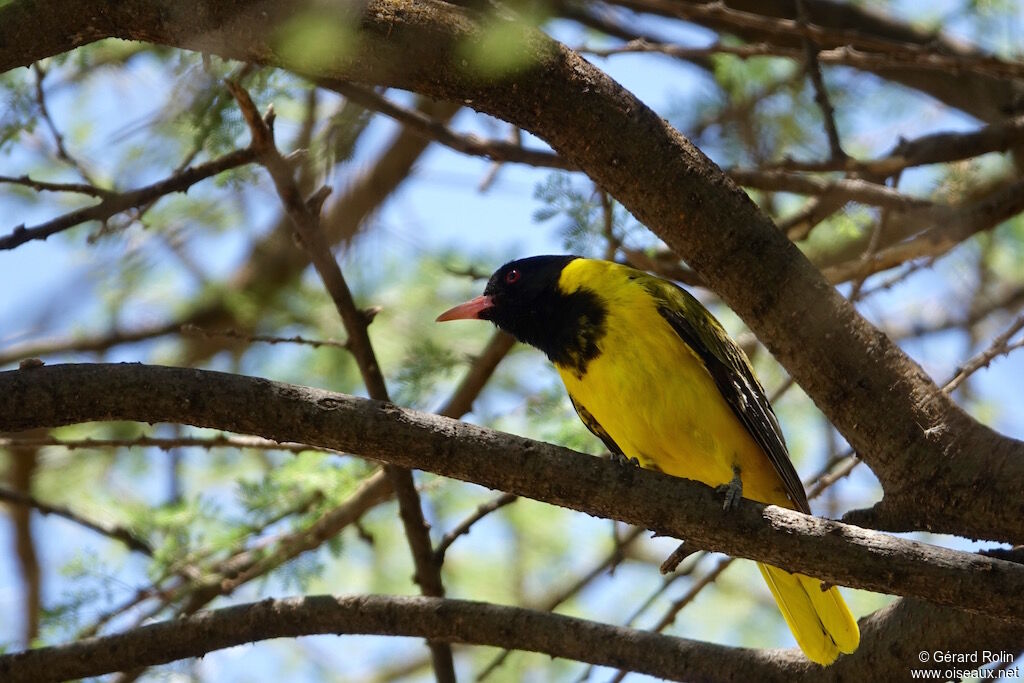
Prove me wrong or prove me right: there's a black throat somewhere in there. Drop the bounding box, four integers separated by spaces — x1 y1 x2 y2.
504 286 608 379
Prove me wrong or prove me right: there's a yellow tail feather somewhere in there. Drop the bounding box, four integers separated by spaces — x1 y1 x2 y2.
757 563 860 665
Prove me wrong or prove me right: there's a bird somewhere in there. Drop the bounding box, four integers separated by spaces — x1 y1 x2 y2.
436 255 859 665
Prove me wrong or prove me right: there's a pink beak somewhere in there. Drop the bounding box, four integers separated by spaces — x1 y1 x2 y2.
436 295 495 322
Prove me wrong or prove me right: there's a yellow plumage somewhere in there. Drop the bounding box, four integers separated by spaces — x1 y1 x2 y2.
554 259 859 664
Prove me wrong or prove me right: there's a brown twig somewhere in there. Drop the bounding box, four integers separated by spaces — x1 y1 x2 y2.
180 324 351 350
886 284 1024 341
821 176 1024 284
766 113 1024 175
434 493 518 564
78 482 323 642
178 469 391 613
0 433 323 455
437 330 516 418
0 319 185 368
7 444 40 646
477 125 522 192
0 146 258 250
944 313 1024 393
76 586 167 640
794 0 845 161
318 79 572 170
32 63 98 185
599 187 618 260
0 485 154 555
726 169 929 210
0 174 112 198
847 178 895 301
619 0 997 64
579 37 1024 80
606 557 736 682
652 560 734 631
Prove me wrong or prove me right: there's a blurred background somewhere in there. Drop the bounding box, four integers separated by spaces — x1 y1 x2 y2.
2 0 1023 680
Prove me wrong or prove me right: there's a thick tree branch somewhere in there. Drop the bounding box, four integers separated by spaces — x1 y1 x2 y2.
3 591 1018 683
0 594 802 683
3 592 1015 683
612 0 1024 122
1 363 1022 621
580 38 1024 82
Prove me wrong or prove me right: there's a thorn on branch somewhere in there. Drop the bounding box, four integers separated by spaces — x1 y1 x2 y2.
283 148 308 166
361 305 383 326
306 185 332 214
660 539 704 574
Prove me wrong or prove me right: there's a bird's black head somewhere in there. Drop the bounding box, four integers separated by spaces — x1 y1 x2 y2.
481 255 578 330
438 255 606 375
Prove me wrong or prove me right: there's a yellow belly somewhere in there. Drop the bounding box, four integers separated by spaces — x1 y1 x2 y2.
556 299 792 507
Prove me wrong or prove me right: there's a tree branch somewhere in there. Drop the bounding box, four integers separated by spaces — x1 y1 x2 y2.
794 0 845 161
0 319 186 368
320 80 573 170
1 363 1022 620
0 174 112 198
0 594 802 683
611 0 1024 122
6 442 41 646
0 147 257 250
1 592 1019 683
0 484 153 555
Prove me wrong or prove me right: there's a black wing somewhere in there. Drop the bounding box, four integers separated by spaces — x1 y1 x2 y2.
568 393 624 456
642 277 810 513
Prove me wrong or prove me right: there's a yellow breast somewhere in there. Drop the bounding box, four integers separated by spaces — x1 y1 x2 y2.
554 259 790 506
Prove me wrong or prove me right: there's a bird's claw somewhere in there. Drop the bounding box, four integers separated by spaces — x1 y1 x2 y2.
610 452 639 468
717 466 743 511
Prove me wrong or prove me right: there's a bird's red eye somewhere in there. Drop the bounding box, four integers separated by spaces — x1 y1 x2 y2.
504 269 521 284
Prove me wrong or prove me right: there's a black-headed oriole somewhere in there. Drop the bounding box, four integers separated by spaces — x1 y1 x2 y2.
437 255 859 665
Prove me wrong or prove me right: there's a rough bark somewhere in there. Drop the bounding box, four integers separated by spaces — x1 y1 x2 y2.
0 594 801 683
1 362 1022 620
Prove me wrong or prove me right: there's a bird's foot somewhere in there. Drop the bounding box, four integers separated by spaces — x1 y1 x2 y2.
609 451 639 468
716 466 743 511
